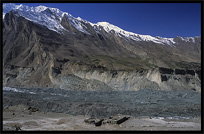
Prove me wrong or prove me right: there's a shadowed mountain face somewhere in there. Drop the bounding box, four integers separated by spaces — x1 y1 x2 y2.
3 5 201 91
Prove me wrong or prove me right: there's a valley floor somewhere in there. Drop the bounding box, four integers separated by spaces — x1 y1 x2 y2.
2 87 201 131
3 105 201 131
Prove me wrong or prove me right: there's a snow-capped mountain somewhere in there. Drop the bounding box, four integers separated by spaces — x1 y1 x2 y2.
3 3 197 46
3 3 67 32
90 22 176 46
3 3 201 91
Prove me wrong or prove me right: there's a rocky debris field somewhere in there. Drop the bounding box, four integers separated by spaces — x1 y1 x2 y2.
3 87 201 131
3 87 201 118
3 105 201 131
84 115 130 126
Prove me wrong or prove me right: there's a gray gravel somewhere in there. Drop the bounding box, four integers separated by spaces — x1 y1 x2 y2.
3 87 201 118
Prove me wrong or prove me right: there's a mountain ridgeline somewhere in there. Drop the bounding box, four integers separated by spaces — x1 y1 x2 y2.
3 4 201 92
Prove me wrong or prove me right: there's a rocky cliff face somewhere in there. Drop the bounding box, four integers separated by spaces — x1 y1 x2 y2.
45 67 202 92
3 63 201 92
3 5 201 92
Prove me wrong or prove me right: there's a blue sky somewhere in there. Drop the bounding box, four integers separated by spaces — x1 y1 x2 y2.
17 3 201 38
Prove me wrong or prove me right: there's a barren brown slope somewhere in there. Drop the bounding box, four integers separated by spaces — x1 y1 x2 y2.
3 10 201 91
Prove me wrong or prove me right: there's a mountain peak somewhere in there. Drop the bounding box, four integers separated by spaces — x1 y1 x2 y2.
35 5 48 12
16 4 23 9
3 3 16 13
96 22 123 33
3 3 198 45
97 21 111 25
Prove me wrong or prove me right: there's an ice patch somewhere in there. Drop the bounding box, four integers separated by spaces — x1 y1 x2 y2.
150 116 192 120
28 91 36 94
3 87 24 93
3 87 37 94
50 93 67 97
166 116 191 120
150 117 165 120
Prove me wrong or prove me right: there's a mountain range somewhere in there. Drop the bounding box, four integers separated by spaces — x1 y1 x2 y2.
3 3 201 91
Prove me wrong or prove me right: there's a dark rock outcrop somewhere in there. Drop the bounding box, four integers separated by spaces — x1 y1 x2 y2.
186 70 195 76
161 75 168 82
159 67 174 74
84 115 130 126
175 69 186 75
195 70 201 80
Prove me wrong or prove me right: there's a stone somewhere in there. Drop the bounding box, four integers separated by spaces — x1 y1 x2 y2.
84 118 96 124
102 115 130 125
84 115 130 126
28 106 39 112
95 119 104 126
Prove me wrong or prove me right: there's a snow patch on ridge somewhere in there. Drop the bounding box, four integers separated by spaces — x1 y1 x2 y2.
35 5 48 12
65 14 90 34
91 21 176 46
3 13 5 19
180 37 195 43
